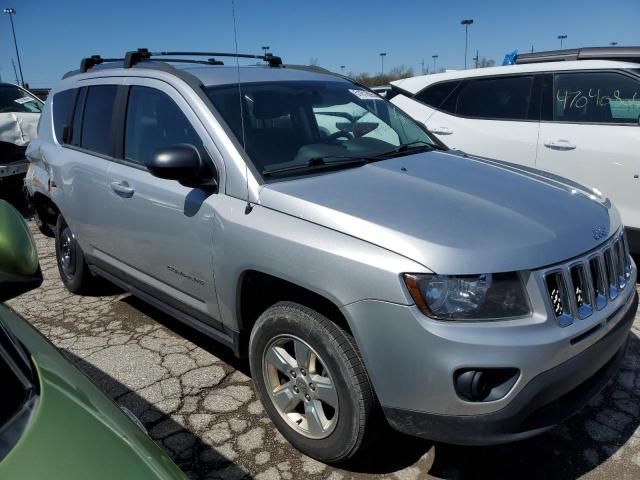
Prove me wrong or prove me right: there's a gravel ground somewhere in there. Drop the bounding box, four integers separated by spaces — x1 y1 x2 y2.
7 223 640 480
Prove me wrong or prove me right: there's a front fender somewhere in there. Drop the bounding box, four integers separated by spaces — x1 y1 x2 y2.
210 195 428 332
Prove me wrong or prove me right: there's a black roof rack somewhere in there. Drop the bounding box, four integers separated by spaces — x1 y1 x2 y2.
515 46 640 64
76 48 283 75
122 48 283 68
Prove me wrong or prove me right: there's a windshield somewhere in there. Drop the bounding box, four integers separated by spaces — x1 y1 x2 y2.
0 86 43 114
205 80 436 179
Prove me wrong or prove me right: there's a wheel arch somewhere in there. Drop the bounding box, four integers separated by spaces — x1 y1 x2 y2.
236 269 354 355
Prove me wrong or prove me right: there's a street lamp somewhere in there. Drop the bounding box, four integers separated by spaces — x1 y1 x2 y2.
340 65 345 75
379 52 387 76
557 35 567 49
432 54 438 73
461 19 474 69
4 8 23 86
610 42 618 46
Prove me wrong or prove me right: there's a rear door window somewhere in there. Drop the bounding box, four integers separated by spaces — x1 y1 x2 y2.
553 72 640 124
80 85 117 155
124 86 203 166
455 76 534 120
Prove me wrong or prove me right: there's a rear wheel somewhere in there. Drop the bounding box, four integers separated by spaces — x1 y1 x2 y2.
249 301 379 463
55 216 94 293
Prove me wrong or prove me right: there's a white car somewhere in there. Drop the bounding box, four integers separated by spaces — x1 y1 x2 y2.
389 47 640 251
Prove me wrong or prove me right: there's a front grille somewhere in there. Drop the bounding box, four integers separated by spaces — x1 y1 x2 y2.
544 231 632 327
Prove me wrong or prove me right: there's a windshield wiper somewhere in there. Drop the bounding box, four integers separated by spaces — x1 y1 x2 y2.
262 156 369 177
374 141 441 159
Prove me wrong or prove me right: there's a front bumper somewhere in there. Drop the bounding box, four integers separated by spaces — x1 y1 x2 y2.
383 291 637 445
0 160 28 179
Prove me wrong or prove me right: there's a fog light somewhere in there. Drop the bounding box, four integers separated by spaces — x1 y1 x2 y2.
454 368 519 402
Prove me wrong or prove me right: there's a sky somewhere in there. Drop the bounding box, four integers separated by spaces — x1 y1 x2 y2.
6 0 640 88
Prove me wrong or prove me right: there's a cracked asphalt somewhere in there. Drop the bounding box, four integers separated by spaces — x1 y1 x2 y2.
6 221 640 480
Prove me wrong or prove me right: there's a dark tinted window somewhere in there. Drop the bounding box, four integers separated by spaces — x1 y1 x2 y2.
415 81 460 109
81 85 117 155
70 88 86 147
124 86 203 165
554 72 640 123
52 89 74 143
456 76 534 120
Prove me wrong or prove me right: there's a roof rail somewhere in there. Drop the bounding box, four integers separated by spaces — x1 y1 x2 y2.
80 55 125 73
515 46 640 64
122 48 283 68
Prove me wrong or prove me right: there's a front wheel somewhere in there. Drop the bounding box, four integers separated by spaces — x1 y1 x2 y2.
249 302 380 464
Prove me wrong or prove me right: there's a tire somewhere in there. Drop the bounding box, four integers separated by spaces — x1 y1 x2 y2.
55 215 94 293
249 301 379 464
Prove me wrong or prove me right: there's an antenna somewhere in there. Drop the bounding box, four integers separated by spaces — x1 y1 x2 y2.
11 59 19 84
231 0 252 215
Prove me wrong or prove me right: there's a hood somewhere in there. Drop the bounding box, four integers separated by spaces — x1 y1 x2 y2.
259 151 620 274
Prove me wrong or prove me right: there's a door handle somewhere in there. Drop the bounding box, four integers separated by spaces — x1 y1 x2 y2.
544 139 576 151
429 126 453 135
110 181 134 197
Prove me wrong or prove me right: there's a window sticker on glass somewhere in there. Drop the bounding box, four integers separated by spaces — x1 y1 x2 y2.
348 89 383 101
14 97 34 105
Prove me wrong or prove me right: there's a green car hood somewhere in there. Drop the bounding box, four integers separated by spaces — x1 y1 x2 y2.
0 305 188 480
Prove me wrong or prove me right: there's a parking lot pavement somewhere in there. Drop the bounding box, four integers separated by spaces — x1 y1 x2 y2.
6 225 640 480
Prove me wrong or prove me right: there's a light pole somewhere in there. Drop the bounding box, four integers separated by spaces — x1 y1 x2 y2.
461 19 474 69
4 8 23 86
379 52 387 76
432 54 438 73
557 35 567 49
473 50 479 68
340 65 345 75
420 59 425 75
610 42 618 46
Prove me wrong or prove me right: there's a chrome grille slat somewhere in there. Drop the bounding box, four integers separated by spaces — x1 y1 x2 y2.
543 230 631 326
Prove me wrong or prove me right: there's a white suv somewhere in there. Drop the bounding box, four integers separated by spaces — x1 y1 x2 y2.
390 47 640 251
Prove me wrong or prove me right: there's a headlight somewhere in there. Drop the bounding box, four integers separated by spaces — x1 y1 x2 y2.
403 272 530 321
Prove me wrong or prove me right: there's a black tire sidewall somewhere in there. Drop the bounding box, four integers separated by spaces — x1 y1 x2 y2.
249 303 367 463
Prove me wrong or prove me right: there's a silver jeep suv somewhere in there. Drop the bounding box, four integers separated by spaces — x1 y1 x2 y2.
26 49 638 463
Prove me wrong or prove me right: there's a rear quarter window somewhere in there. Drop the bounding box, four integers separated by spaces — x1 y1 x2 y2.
52 89 74 143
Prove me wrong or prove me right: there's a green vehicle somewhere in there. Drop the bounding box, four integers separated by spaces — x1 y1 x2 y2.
0 200 187 479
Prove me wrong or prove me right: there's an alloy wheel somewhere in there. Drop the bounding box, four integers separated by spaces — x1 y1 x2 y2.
262 334 339 439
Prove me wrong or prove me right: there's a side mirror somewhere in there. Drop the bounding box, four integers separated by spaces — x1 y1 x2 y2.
0 200 42 302
145 144 217 189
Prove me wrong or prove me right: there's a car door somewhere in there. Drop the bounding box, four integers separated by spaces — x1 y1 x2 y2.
423 75 540 166
103 80 222 325
537 70 640 229
51 83 123 257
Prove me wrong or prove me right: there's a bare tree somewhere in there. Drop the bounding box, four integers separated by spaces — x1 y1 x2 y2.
348 65 414 86
477 57 496 68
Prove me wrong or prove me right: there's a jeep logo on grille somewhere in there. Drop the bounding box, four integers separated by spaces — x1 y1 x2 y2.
592 226 609 240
